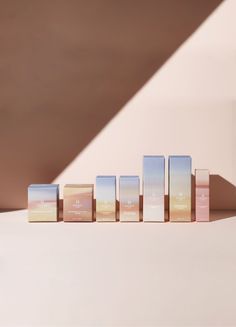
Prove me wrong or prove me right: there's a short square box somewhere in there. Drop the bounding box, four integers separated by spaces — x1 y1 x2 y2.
63 184 93 222
28 184 59 222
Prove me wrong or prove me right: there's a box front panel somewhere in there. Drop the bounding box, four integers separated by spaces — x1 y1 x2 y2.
120 177 139 222
169 157 192 222
195 170 210 222
143 156 165 222
96 177 116 222
64 186 93 222
28 186 58 222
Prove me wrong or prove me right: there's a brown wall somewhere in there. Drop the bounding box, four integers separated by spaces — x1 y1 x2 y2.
0 0 221 208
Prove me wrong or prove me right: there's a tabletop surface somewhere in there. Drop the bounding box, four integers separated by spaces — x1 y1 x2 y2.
0 209 236 327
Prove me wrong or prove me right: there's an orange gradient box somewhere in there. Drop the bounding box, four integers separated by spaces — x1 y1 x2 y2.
63 184 93 222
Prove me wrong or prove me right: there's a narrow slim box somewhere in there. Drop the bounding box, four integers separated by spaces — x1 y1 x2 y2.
169 156 192 222
96 176 116 222
119 176 140 222
143 156 165 222
28 184 59 222
195 169 210 222
63 184 93 222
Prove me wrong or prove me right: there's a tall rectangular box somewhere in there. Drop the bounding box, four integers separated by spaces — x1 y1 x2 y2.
195 169 210 222
143 156 165 222
63 184 93 222
119 176 140 222
169 156 192 222
28 184 59 222
96 176 116 222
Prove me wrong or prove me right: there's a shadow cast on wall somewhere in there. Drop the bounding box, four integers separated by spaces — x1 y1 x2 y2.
120 174 236 221
164 174 236 211
0 0 222 209
209 175 236 210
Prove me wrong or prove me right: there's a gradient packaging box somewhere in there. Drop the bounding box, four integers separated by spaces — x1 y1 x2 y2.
119 176 140 222
195 169 210 222
143 156 165 222
96 176 116 222
169 156 192 222
63 184 93 222
28 184 59 222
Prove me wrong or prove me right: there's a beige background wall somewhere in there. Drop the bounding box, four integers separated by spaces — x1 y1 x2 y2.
0 0 222 209
54 0 236 210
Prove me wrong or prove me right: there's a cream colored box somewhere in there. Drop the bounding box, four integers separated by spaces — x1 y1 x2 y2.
143 156 165 222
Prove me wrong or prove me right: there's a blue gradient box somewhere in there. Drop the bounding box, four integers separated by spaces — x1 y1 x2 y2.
169 156 192 222
96 176 116 222
143 156 165 222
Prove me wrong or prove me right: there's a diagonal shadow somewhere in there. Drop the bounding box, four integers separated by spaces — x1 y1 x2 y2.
167 174 236 219
0 0 222 209
209 175 236 211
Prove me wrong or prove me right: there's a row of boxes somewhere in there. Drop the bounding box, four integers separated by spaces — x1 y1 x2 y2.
28 155 210 222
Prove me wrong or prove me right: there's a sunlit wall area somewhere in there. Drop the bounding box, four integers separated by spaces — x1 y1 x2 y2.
54 0 236 209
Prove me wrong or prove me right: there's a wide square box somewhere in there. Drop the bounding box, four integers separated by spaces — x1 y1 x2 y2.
143 156 165 222
96 176 116 222
63 184 93 222
169 156 192 222
119 176 140 222
28 184 59 222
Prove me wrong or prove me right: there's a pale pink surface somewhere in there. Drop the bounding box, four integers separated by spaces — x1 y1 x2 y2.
1 209 236 326
196 188 210 221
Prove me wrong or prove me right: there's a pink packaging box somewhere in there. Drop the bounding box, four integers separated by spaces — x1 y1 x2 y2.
195 169 210 222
